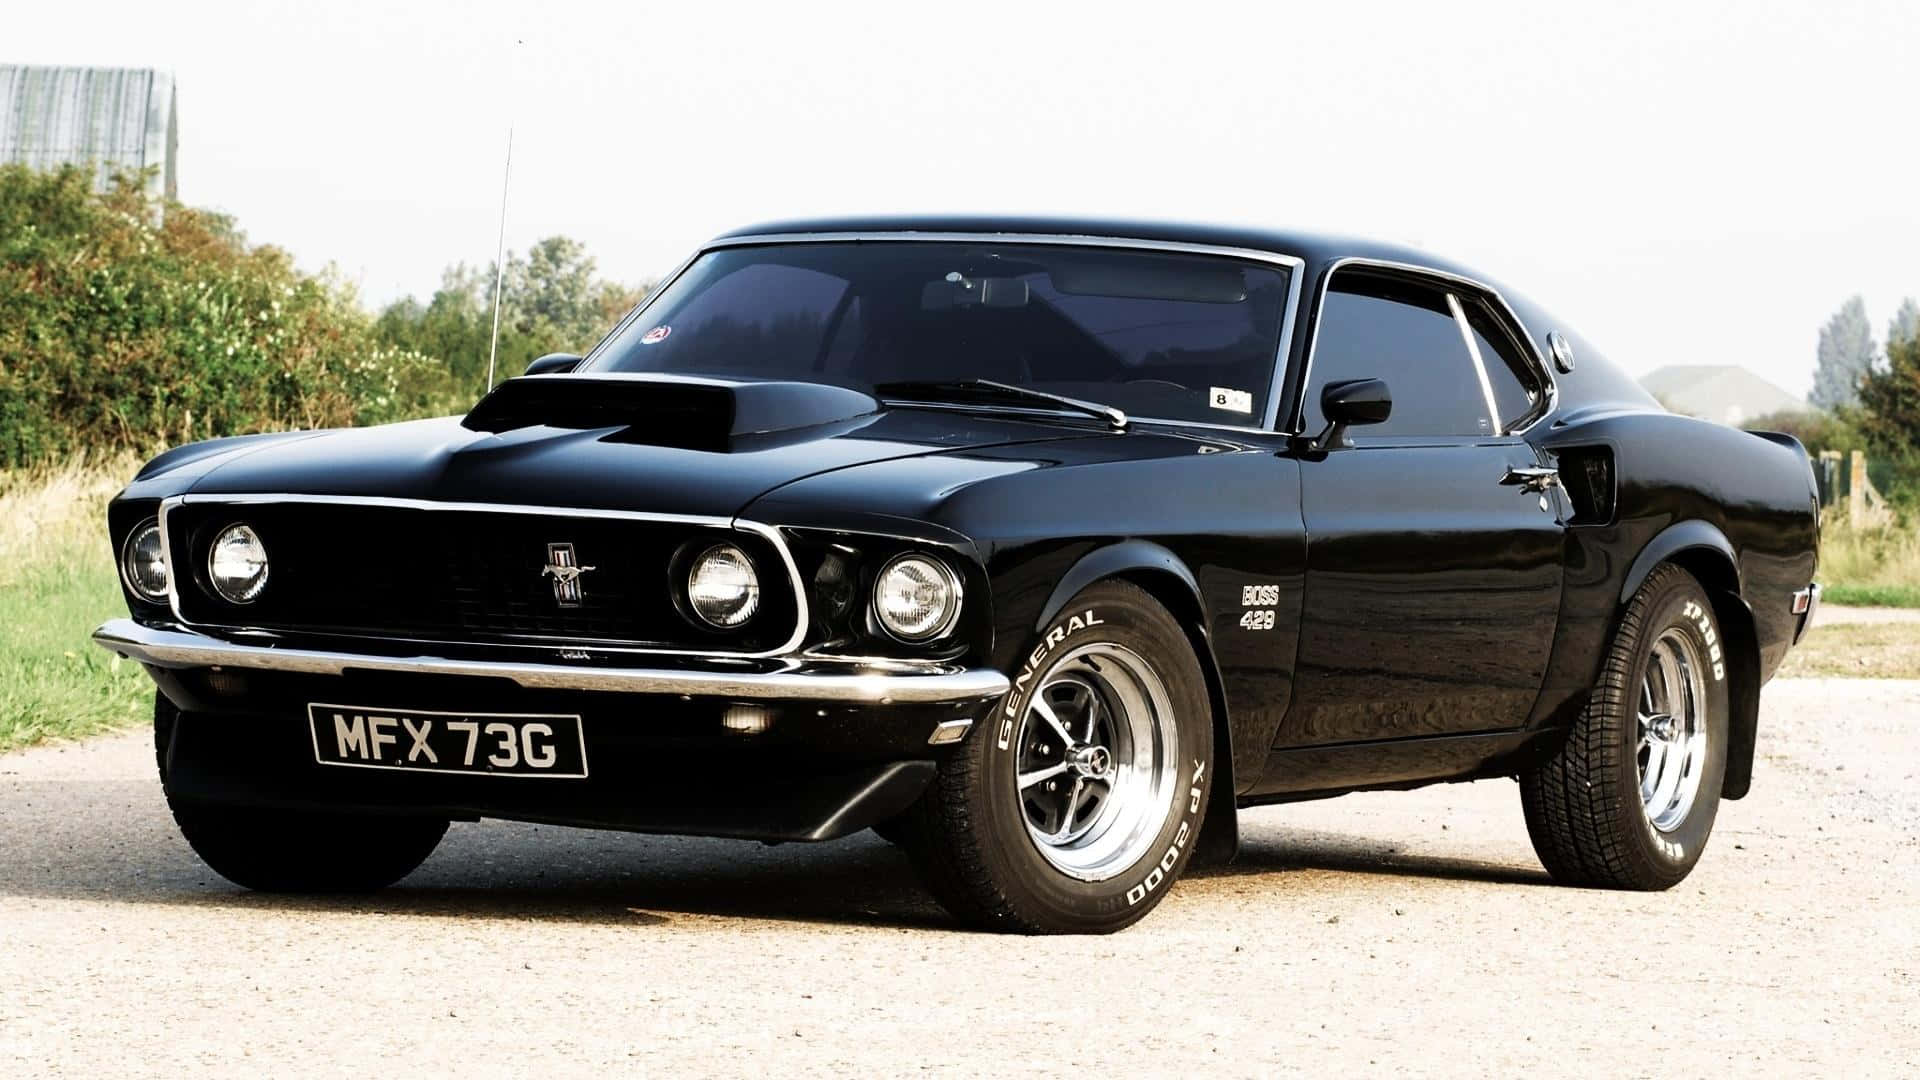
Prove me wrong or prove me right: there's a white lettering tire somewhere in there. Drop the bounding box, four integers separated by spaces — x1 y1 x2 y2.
1520 564 1730 889
900 581 1213 933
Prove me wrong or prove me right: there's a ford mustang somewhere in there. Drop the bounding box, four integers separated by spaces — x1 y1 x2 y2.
95 217 1822 933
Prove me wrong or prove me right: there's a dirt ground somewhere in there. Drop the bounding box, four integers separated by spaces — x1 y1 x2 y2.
1814 603 1920 627
1 678 1914 1077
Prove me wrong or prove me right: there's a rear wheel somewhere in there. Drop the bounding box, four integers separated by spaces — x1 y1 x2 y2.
901 581 1213 933
1520 564 1729 889
156 695 448 893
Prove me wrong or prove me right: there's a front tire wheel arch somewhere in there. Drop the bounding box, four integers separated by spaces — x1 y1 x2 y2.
902 580 1215 932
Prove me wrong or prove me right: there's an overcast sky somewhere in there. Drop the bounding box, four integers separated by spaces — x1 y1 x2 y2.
14 0 1919 397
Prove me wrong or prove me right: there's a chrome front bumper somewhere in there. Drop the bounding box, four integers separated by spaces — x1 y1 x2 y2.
92 619 1010 706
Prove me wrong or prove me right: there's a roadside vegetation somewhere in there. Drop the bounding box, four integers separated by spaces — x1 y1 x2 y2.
1819 520 1920 608
0 164 644 471
0 456 152 751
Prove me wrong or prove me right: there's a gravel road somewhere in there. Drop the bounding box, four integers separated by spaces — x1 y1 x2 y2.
1814 604 1920 627
2 678 1914 1077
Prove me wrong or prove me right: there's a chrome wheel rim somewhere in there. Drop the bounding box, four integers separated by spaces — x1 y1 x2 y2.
1637 627 1709 833
1013 643 1179 882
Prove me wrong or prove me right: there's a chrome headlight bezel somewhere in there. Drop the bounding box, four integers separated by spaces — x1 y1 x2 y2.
207 523 270 604
685 543 762 628
872 553 963 643
119 518 171 603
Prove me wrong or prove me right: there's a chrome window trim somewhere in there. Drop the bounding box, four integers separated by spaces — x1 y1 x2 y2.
584 231 1307 435
1445 291 1505 436
157 493 813 659
1294 256 1559 438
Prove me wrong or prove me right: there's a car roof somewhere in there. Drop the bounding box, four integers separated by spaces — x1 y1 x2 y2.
713 215 1492 283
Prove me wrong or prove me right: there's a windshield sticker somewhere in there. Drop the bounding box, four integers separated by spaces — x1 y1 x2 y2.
1210 387 1253 414
640 325 671 345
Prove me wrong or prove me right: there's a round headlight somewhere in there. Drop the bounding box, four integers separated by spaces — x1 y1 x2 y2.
686 544 760 627
120 520 170 602
207 524 270 604
874 554 961 642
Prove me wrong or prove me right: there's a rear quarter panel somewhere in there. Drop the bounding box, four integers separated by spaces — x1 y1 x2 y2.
1534 408 1819 726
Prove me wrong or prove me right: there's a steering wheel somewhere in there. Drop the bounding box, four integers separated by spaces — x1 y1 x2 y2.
1124 378 1189 391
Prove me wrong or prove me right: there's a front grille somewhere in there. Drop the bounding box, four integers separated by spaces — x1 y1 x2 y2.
164 499 800 653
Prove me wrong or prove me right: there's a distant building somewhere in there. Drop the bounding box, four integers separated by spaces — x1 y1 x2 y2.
1639 364 1810 426
0 65 177 199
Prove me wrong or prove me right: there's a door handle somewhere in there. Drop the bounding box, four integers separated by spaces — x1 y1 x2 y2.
1502 465 1561 493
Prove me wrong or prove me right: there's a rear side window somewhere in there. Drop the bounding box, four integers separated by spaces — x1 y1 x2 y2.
1305 273 1492 438
1460 297 1546 430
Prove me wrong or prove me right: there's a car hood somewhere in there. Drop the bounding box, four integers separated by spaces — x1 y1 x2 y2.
181 408 1094 519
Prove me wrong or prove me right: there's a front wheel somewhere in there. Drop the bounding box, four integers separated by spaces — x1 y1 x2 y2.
901 581 1213 933
1521 563 1729 889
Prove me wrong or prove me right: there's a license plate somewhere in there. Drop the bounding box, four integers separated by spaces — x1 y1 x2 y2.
307 703 588 778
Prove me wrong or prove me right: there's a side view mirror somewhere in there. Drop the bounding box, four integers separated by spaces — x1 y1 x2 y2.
1313 378 1392 450
524 353 583 377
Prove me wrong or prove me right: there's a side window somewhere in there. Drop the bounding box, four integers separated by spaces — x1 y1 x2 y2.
1460 298 1546 430
1306 272 1491 437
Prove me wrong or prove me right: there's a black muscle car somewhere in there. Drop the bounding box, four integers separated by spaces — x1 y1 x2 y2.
96 217 1822 933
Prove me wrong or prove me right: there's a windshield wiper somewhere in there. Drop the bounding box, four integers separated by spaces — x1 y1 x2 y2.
874 379 1127 430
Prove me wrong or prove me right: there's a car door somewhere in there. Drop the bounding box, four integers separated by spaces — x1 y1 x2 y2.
1276 267 1564 748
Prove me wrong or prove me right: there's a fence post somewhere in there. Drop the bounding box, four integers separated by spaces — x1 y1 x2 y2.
1851 451 1867 526
1817 450 1841 507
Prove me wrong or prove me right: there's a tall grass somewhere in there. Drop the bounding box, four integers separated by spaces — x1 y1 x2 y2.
1819 518 1920 607
0 456 153 750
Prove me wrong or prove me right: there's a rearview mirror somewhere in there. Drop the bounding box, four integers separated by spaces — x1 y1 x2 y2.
1314 377 1391 450
524 353 583 376
920 276 1030 310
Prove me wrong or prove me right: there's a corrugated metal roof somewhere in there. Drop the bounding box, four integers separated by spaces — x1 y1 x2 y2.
0 64 177 199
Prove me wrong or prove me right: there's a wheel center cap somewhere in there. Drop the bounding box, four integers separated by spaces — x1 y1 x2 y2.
1647 713 1678 742
1068 744 1113 779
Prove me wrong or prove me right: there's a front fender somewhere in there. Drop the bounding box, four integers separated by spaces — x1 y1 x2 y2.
1031 539 1240 864
1034 539 1204 634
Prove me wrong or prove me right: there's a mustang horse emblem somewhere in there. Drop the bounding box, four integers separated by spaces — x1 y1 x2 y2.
541 543 596 607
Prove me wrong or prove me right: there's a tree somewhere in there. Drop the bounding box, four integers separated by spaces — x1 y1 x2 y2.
1742 407 1864 459
1857 333 1920 506
1890 297 1920 347
373 237 648 396
0 164 456 468
1811 296 1877 410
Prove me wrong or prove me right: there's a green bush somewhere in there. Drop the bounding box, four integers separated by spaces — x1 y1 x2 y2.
1743 406 1866 460
0 164 464 468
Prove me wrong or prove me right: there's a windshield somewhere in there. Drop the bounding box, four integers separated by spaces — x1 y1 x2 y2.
586 241 1293 426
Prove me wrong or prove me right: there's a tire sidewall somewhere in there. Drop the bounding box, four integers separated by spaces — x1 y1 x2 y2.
1620 576 1729 878
967 584 1212 931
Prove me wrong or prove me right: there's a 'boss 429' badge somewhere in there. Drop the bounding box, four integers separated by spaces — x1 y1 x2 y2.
1240 583 1278 631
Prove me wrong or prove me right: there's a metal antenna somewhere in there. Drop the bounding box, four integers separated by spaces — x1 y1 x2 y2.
485 37 523 392
485 125 513 392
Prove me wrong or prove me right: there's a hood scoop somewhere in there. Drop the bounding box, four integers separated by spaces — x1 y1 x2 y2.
462 373 881 452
